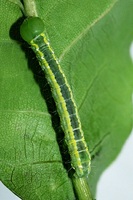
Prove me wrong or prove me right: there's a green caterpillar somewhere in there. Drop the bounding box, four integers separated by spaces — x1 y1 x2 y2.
20 17 91 178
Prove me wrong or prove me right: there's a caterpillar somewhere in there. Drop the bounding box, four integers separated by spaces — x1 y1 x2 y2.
20 17 91 178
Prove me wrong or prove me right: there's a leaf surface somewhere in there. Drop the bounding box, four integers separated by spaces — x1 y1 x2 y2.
0 0 133 199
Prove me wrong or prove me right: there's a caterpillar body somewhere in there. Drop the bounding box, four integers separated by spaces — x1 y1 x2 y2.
20 17 91 178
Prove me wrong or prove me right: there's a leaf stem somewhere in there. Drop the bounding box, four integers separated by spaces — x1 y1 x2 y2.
22 0 38 17
72 177 94 200
9 0 38 16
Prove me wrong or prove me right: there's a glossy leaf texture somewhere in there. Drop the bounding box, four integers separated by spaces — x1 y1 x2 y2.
0 0 133 199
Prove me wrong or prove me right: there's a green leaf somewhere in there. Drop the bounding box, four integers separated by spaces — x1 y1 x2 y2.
0 0 133 199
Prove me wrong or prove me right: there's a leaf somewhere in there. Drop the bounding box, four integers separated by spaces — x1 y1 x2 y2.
0 0 133 199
